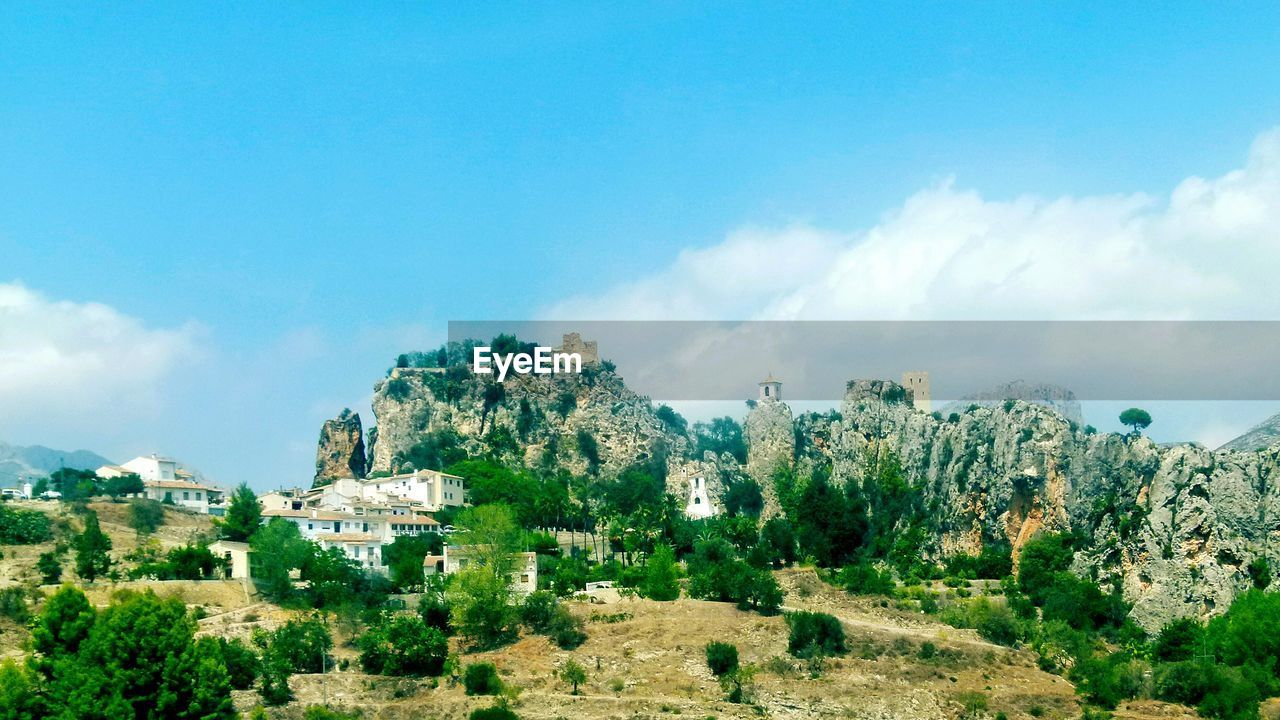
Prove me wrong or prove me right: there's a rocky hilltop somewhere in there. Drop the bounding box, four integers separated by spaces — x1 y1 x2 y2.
328 347 1280 630
361 362 741 504
314 408 367 485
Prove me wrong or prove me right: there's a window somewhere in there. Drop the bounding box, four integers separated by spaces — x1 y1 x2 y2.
183 491 190 500
308 523 313 530
354 546 361 558
196 492 202 500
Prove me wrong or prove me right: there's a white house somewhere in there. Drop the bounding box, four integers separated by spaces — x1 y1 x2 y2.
684 476 717 519
425 546 538 594
144 479 217 513
360 470 466 511
209 540 252 579
119 454 179 482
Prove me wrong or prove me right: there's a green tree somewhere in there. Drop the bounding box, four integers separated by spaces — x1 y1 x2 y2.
37 551 62 584
356 613 448 676
104 473 144 498
221 483 262 542
559 659 586 695
31 585 96 665
383 533 443 591
1119 407 1152 435
253 614 333 674
640 544 680 601
249 517 312 601
50 468 98 501
74 511 112 582
0 659 43 720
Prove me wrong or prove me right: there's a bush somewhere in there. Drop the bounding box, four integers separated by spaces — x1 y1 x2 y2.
37 551 62 584
836 562 895 596
1153 617 1203 663
128 498 166 534
705 642 739 676
639 544 680 601
547 606 587 649
463 662 502 695
356 613 448 676
220 637 260 690
0 586 30 623
254 614 332 674
519 591 558 631
1070 652 1145 710
785 611 846 658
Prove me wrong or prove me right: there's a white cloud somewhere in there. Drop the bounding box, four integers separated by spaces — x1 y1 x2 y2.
547 128 1280 321
0 282 200 436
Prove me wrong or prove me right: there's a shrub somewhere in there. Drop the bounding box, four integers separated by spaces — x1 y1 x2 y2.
220 637 260 690
128 499 166 534
559 659 586 695
547 606 587 649
519 591 558 631
836 562 895 596
356 614 448 676
1153 617 1203 663
1070 652 1145 709
0 587 30 623
37 551 62 584
254 614 332 674
639 544 680 601
705 642 739 676
464 662 502 695
785 611 846 658
303 707 362 720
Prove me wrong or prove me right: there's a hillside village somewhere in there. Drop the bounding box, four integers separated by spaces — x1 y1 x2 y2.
2 336 1280 720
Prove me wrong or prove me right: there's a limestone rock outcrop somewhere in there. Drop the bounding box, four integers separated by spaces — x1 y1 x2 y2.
314 409 367 485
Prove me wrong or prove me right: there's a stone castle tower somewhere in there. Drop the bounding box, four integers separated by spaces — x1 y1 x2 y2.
901 371 931 413
555 333 599 365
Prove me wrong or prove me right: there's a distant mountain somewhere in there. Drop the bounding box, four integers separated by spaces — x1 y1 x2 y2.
0 442 113 488
1219 411 1280 452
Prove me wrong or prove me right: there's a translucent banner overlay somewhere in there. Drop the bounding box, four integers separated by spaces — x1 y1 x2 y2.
447 321 1280 401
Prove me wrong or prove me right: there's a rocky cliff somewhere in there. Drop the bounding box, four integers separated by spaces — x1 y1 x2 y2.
314 409 367 484
823 379 1280 630
337 351 1280 630
365 364 733 506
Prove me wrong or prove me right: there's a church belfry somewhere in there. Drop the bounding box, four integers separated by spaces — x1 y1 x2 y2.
758 373 782 402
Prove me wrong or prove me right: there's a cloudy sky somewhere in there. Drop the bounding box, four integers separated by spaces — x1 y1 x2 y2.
3 5 1280 487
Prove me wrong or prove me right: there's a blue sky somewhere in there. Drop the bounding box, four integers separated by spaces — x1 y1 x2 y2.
3 4 1280 487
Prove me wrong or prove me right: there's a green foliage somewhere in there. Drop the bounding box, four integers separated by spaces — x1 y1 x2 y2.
103 473 144 498
575 429 601 473
218 637 260 690
303 706 363 720
0 504 52 544
301 544 390 610
253 614 333 674
0 587 30 624
692 416 748 463
705 642 739 677
790 466 867 568
37 551 62 584
50 468 99 501
723 478 764 518
463 662 502 695
785 611 847 658
941 597 1024 646
655 404 688 435
1016 532 1076 605
222 483 262 541
560 659 587 694
383 533 443 591
686 537 782 614
1207 589 1280 686
1039 572 1128 632
128 498 166 534
249 517 312 601
0 658 42 719
1070 652 1146 709
943 544 1013 579
639 544 680 601
1119 407 1153 434
758 517 797 568
418 575 452 636
1247 556 1271 590
73 511 112 582
449 566 519 649
1153 617 1204 663
356 613 448 676
834 562 895 596
29 588 236 719
396 428 467 472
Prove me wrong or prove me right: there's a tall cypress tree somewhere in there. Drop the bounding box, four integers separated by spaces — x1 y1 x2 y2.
74 511 112 582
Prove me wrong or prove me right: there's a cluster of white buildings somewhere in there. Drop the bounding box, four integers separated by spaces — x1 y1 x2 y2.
250 469 468 572
98 454 225 514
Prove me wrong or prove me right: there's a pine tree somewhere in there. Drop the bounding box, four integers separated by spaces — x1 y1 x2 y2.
74 512 112 582
222 484 262 542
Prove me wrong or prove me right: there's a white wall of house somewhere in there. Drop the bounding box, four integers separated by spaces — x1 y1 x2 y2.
145 482 211 513
122 455 179 482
